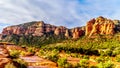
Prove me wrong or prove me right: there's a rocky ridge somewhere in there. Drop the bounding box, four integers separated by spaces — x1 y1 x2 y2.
1 21 85 39
0 16 120 40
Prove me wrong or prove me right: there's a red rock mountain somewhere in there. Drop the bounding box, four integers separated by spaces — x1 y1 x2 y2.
1 16 120 40
1 21 85 39
85 16 120 37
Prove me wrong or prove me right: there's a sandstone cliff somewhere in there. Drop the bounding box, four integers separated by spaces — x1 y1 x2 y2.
1 21 84 39
85 16 115 37
1 16 118 40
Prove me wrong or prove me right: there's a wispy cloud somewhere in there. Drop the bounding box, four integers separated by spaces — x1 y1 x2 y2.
0 0 120 32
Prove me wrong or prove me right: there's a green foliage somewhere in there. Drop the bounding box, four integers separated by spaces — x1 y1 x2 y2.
13 59 27 68
37 49 59 62
90 66 97 68
112 47 120 56
97 60 114 68
2 34 66 46
70 53 82 58
20 51 26 56
57 57 72 68
96 56 111 63
27 47 35 54
99 49 113 56
83 55 89 60
115 55 120 62
79 59 89 68
10 50 21 58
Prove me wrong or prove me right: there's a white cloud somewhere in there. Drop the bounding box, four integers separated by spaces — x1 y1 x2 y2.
0 0 120 33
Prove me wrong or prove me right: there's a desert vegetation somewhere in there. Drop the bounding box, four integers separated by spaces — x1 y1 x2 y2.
1 34 120 68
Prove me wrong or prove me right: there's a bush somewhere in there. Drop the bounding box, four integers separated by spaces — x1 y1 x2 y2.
97 60 114 68
115 55 120 62
57 57 72 68
105 49 113 56
13 59 27 68
79 59 89 68
112 48 120 56
83 55 89 60
20 51 26 56
37 49 59 62
104 61 114 68
10 50 21 58
27 47 35 54
96 56 111 63
90 65 97 68
70 53 82 58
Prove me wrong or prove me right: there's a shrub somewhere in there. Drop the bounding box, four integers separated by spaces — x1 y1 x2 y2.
97 60 114 68
97 62 104 68
79 59 89 68
83 55 89 60
20 51 26 56
27 47 35 54
112 48 120 56
70 53 82 58
105 49 113 56
90 66 97 68
57 57 72 68
37 49 59 62
10 50 21 58
13 59 27 68
115 55 120 62
96 56 111 63
104 60 114 68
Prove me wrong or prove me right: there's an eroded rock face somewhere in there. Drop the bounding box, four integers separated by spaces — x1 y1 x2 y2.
1 21 85 39
72 28 84 39
85 19 95 36
2 21 68 37
65 29 70 38
85 16 115 37
54 27 61 35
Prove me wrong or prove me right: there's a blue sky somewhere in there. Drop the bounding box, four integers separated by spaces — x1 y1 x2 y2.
0 0 120 32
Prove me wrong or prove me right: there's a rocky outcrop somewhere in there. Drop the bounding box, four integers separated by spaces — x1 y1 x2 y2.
54 26 67 36
54 27 61 35
65 29 70 38
85 16 115 37
72 28 84 39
